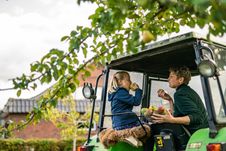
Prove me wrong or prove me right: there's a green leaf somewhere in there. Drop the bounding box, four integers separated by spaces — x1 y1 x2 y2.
40 76 46 84
30 83 37 90
61 36 70 42
74 78 80 86
71 39 80 50
17 90 21 97
173 22 180 33
180 19 186 26
50 99 57 108
73 58 79 65
50 49 64 57
87 64 95 71
70 30 78 37
66 56 72 64
46 73 52 83
82 47 87 58
106 54 111 61
84 70 91 77
69 83 76 92
30 63 39 72
51 64 59 81
187 18 195 28
197 19 206 28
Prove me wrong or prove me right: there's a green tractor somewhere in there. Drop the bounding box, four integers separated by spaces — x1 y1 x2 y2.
79 32 226 151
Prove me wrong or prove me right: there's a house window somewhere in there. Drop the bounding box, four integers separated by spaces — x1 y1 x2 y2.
0 119 4 126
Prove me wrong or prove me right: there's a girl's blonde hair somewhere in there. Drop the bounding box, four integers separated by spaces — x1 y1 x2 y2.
108 71 130 94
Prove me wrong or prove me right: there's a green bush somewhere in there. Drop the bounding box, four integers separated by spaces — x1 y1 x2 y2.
0 138 86 151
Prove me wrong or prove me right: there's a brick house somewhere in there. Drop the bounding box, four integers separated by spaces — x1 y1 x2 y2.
0 65 104 139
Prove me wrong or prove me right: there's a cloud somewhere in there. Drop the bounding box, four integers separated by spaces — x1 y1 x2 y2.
0 0 96 109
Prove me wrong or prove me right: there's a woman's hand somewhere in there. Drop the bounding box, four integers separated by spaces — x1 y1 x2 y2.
130 83 139 91
150 110 174 124
157 89 173 101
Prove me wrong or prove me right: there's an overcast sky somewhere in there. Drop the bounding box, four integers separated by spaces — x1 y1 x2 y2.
0 0 96 109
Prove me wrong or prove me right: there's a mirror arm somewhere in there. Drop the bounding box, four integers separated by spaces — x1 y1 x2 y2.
200 45 215 60
86 70 105 144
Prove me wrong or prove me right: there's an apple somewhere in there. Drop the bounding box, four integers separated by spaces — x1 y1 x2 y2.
142 30 155 43
149 105 157 111
141 108 148 114
157 106 166 114
130 83 138 91
145 109 153 117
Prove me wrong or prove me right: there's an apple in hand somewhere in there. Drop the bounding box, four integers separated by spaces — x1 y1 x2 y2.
157 106 165 114
130 83 138 91
141 108 148 114
144 109 153 117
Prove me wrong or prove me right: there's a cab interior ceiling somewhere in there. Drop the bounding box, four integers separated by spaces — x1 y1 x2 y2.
109 40 199 78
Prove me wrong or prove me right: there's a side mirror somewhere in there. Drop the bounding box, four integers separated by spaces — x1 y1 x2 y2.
198 59 218 77
82 83 95 100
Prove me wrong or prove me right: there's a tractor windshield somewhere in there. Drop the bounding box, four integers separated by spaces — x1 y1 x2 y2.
206 42 226 123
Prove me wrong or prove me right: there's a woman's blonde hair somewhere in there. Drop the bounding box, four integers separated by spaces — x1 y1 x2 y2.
108 71 130 94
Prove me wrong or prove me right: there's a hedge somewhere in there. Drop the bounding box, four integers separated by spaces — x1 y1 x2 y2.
0 138 86 151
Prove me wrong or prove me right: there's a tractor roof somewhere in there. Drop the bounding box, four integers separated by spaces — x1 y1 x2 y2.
108 32 225 78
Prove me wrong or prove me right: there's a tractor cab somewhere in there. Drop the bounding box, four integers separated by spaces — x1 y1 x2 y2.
80 32 226 151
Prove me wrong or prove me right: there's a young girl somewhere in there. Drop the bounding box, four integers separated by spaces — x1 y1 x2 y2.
108 71 143 130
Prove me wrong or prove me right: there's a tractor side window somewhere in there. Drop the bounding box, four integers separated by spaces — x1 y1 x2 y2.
103 70 144 128
208 70 226 123
149 80 174 109
149 76 205 110
208 45 226 123
189 76 205 105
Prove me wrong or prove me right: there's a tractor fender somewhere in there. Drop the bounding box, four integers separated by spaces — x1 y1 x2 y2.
186 127 226 151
